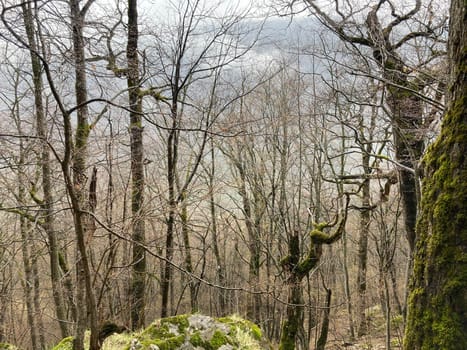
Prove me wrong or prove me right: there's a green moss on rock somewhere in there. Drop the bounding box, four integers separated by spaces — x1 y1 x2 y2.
141 334 185 350
51 336 73 350
218 315 262 341
209 330 230 349
189 331 204 347
162 314 189 332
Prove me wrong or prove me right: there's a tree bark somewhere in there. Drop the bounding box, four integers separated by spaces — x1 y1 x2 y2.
209 144 226 314
279 233 305 350
404 0 467 347
316 287 332 350
161 108 177 318
127 0 147 330
180 190 198 313
357 152 371 336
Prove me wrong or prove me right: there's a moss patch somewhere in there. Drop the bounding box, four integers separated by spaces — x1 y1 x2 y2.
218 315 262 340
136 316 188 350
51 336 73 350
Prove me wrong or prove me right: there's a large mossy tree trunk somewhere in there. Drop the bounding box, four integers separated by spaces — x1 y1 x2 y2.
404 0 467 348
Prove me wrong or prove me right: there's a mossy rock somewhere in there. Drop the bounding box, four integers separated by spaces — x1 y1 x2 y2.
128 314 264 350
51 314 266 350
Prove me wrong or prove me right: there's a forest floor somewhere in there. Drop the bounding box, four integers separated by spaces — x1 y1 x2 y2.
317 305 404 349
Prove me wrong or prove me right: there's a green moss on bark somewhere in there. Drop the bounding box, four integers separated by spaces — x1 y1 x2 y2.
279 319 298 350
404 31 467 348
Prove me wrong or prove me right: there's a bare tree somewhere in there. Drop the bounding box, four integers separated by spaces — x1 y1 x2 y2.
137 0 258 318
299 0 446 255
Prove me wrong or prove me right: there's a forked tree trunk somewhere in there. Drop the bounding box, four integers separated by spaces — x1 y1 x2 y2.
280 195 349 350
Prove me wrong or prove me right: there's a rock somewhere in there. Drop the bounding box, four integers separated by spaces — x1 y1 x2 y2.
130 338 143 350
51 314 268 350
218 345 234 350
123 314 264 350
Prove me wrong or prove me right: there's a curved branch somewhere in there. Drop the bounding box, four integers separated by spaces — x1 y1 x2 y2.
310 193 351 245
304 0 373 46
384 0 421 36
392 30 435 50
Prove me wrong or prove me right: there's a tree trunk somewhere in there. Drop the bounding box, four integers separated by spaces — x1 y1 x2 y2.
357 153 371 336
19 188 39 350
279 233 305 350
404 0 467 348
209 145 226 314
316 287 332 350
69 0 99 348
127 0 147 330
161 120 176 318
180 190 198 313
389 92 423 254
32 246 46 349
21 1 69 337
161 116 177 318
238 165 261 324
